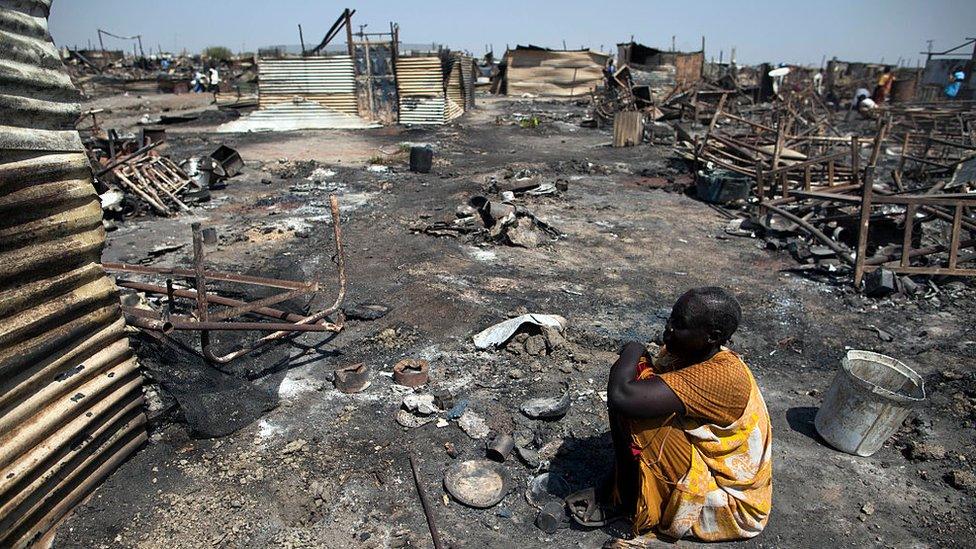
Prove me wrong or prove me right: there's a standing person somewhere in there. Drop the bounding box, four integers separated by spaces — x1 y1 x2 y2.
566 287 772 545
945 70 965 98
873 67 894 103
208 66 220 93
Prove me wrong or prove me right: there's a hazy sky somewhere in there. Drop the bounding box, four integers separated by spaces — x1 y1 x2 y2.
49 0 976 66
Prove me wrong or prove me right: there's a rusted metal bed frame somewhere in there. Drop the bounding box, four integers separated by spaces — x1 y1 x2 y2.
104 195 347 364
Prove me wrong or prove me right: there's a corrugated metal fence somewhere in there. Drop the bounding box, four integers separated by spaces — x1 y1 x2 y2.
258 56 358 115
0 2 145 547
396 56 446 125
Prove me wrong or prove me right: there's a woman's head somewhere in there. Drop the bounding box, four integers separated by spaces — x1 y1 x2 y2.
662 287 741 361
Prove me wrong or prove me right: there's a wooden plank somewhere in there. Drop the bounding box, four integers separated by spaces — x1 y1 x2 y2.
612 111 643 147
949 204 963 269
900 205 916 268
696 94 728 156
853 166 875 287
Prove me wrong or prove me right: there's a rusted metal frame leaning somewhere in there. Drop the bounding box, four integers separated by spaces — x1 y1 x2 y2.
200 195 347 363
113 280 341 330
130 164 190 212
113 170 171 215
119 163 170 210
106 195 347 362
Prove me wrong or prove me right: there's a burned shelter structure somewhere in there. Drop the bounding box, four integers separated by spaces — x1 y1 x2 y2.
497 46 609 98
616 41 704 102
222 9 474 131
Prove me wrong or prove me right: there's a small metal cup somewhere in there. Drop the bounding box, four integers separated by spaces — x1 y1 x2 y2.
486 433 515 462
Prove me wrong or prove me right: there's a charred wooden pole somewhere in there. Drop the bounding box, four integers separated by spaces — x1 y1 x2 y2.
408 453 444 549
344 8 354 58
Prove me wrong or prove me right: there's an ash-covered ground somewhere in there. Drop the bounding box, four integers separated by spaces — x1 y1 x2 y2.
56 95 976 548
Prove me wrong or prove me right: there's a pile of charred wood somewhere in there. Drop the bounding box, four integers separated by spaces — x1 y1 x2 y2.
678 90 976 292
94 141 193 216
81 122 244 218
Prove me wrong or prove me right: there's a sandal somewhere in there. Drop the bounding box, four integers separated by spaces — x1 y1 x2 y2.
601 532 673 548
566 487 623 528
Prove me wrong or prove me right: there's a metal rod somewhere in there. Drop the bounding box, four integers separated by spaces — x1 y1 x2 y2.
192 222 211 356
103 263 314 290
408 453 444 549
94 140 162 177
170 320 338 332
114 280 335 327
201 195 347 363
122 309 174 334
763 202 853 263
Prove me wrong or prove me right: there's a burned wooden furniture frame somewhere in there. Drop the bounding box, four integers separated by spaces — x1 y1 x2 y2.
104 195 347 364
853 180 976 285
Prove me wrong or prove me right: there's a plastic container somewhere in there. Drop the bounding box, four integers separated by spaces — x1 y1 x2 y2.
814 350 925 456
696 169 751 204
410 146 433 173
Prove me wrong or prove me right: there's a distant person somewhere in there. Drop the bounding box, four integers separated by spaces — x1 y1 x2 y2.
208 67 220 93
945 70 965 98
845 87 871 121
872 67 894 103
191 70 205 93
603 58 617 87
812 71 823 95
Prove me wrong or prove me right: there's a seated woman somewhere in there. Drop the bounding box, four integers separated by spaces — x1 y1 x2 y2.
568 287 772 545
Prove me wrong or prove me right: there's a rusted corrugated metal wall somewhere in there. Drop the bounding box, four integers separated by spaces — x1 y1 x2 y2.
258 56 359 115
445 58 464 121
674 51 704 87
396 56 446 125
0 2 145 547
459 55 475 110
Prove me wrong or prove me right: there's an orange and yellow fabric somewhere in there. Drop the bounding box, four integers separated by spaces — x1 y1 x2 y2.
623 348 773 541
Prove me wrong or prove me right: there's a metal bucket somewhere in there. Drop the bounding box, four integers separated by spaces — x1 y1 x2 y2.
815 350 925 456
696 169 751 204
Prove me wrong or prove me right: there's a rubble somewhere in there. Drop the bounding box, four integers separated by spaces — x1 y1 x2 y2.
457 410 490 439
520 382 572 420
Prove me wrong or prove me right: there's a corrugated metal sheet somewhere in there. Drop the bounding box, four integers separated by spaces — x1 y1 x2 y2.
258 57 359 115
0 2 145 547
504 49 607 97
396 56 443 97
218 100 379 132
260 92 359 113
396 57 445 125
459 55 476 110
445 60 464 121
398 97 446 126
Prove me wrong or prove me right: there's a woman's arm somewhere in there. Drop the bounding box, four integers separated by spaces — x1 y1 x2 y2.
607 341 686 419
